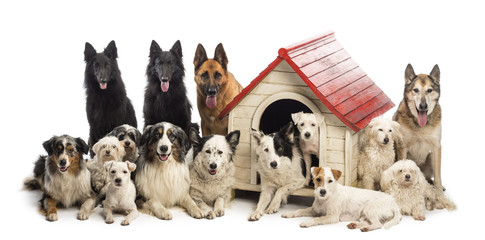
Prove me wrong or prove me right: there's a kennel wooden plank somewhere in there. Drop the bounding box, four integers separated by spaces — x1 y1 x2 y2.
326 75 374 106
312 99 332 113
235 167 251 182
234 156 251 169
335 83 382 116
327 138 345 151
309 58 360 89
327 126 346 139
232 118 252 132
344 93 391 125
231 106 257 119
251 83 319 99
317 68 367 98
299 50 352 78
264 71 308 86
238 94 268 107
273 60 294 72
285 32 336 57
236 143 251 157
322 113 346 127
291 40 344 68
326 150 345 164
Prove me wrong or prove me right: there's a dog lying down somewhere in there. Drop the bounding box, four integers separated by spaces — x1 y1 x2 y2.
282 167 401 231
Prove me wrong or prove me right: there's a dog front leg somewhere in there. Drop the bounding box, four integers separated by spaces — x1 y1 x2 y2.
248 188 274 221
432 146 443 191
300 214 339 228
146 199 172 220
303 153 312 186
104 206 114 224
212 197 226 218
281 207 314 218
193 197 213 219
78 197 96 220
181 195 204 219
266 179 305 214
121 208 139 226
44 196 58 222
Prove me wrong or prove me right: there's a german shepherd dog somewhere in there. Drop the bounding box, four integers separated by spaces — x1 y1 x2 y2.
393 64 443 190
193 43 242 136
84 41 137 157
144 40 193 133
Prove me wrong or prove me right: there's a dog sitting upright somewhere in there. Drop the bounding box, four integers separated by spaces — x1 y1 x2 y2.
248 123 305 221
24 135 95 221
291 112 322 186
103 161 139 226
189 130 240 219
393 64 443 190
107 124 141 162
193 43 242 136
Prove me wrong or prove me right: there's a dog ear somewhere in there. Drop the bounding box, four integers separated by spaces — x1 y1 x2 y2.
140 125 153 147
194 44 208 72
380 166 396 192
149 40 161 58
134 128 142 146
331 169 342 181
75 137 89 155
405 63 416 85
117 142 126 159
104 161 114 172
429 64 440 83
188 127 201 146
250 128 263 145
84 42 97 62
280 122 295 144
214 43 228 71
291 112 302 125
127 162 137 172
311 167 321 179
104 40 118 60
316 114 325 125
170 40 183 60
174 127 190 154
42 136 56 156
226 130 241 153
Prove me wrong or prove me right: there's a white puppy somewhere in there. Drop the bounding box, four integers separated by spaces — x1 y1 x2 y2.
357 116 400 190
87 136 126 195
381 160 455 220
291 112 322 186
103 161 139 225
282 167 401 231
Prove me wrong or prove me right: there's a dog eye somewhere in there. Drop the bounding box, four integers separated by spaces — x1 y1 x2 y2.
217 150 223 155
201 71 209 79
205 149 211 154
264 148 269 152
399 169 403 173
413 88 419 93
311 123 316 127
118 134 125 140
316 178 321 183
427 89 433 93
214 71 222 79
102 144 107 148
328 180 333 183
154 133 160 138
111 170 116 174
389 129 392 132
300 123 304 126
123 170 128 174
68 148 74 153
378 129 383 131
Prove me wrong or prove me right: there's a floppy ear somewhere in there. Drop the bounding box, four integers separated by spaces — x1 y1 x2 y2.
405 63 416 85
92 140 102 154
214 43 228 70
134 128 142 146
316 114 325 125
331 169 342 181
291 112 302 125
429 64 440 83
117 142 126 159
75 137 89 155
280 122 295 144
226 130 241 153
104 160 114 172
380 166 396 192
127 162 137 172
311 167 322 179
358 127 370 151
175 127 190 154
84 42 97 62
194 43 208 72
170 40 183 60
149 40 161 58
42 136 56 156
140 125 153 146
104 40 118 59
250 128 263 145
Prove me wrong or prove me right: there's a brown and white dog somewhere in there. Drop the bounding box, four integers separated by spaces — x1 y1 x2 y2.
24 135 96 221
193 43 242 136
393 64 443 190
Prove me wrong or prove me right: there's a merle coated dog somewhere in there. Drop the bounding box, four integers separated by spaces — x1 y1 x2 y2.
84 40 137 157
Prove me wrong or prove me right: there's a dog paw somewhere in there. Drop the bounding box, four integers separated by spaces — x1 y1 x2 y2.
214 209 224 217
77 211 90 220
105 217 114 224
347 223 358 229
281 212 293 218
360 227 369 232
189 209 205 219
248 211 263 221
206 211 216 220
121 219 130 226
46 213 58 222
154 210 172 220
299 221 314 228
413 215 426 221
265 204 280 214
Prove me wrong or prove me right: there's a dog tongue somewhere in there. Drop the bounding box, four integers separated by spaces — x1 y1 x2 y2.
100 83 107 90
161 81 169 92
206 96 217 109
418 110 427 127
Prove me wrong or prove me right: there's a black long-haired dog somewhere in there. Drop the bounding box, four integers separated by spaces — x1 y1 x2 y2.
84 40 137 157
143 40 193 133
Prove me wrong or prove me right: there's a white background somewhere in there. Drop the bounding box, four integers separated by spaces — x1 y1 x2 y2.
1 0 483 239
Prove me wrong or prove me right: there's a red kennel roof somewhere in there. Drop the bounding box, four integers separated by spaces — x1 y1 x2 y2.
218 31 394 132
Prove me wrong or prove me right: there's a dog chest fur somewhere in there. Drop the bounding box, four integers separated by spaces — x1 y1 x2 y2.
190 164 235 206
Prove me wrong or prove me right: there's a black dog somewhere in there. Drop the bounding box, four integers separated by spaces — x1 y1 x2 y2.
84 40 137 157
143 40 193 134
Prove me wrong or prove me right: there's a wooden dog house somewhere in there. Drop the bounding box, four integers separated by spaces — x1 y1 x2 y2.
218 31 394 196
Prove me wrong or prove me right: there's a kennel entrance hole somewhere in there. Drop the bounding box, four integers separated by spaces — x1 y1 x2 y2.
258 99 312 134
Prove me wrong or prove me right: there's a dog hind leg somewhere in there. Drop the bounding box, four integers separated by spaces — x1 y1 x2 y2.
281 207 314 218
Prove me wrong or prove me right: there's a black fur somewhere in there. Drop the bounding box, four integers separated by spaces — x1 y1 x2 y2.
140 123 190 163
273 123 294 160
143 40 193 134
107 124 142 146
84 41 137 157
189 130 240 162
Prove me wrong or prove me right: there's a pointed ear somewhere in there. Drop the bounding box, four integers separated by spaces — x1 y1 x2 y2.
405 63 416 84
75 137 89 155
194 44 208 72
214 43 228 70
331 169 342 181
104 40 118 59
42 136 56 156
149 40 161 58
250 128 263 145
429 64 440 83
140 125 153 146
188 127 201 146
226 130 241 152
104 160 114 172
170 40 183 60
84 42 97 62
291 112 302 124
127 162 137 172
280 122 295 144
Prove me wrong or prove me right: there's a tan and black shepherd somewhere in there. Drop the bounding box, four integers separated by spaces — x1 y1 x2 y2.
393 63 443 190
193 43 242 136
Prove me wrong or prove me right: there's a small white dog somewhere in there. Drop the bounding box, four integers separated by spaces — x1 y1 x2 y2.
380 160 455 220
291 112 322 186
103 161 139 225
282 167 401 231
248 123 305 221
87 136 126 195
357 116 400 190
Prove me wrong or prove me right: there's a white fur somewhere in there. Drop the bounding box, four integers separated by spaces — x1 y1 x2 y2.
291 112 322 186
357 116 400 190
282 167 401 231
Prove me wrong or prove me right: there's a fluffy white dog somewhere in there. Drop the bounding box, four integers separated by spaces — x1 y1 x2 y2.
357 116 400 190
380 160 455 220
291 112 322 186
103 161 139 225
282 167 401 231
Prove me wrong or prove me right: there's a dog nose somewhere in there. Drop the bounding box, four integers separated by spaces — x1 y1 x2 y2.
405 174 411 180
419 102 428 111
304 132 311 139
383 137 389 144
59 159 66 166
124 141 131 147
160 145 168 153
106 150 111 155
209 163 217 170
320 189 326 197
207 87 217 96
115 178 122 184
161 77 169 82
270 161 278 169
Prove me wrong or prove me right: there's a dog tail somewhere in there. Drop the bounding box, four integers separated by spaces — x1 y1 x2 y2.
24 155 46 191
383 207 402 230
23 177 42 190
